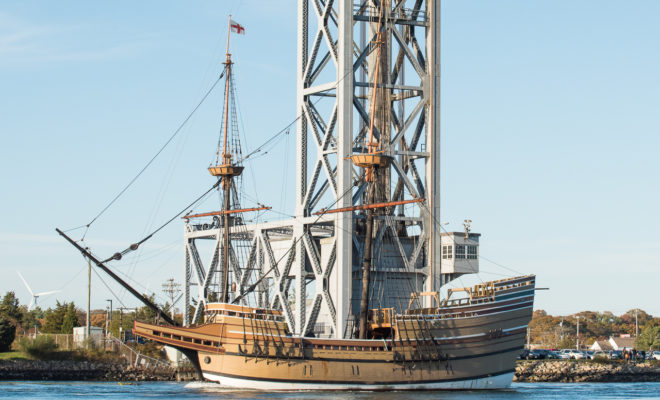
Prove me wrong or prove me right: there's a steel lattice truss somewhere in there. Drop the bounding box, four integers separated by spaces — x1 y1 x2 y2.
183 0 442 339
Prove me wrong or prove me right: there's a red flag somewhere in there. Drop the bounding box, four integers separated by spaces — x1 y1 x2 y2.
230 19 245 35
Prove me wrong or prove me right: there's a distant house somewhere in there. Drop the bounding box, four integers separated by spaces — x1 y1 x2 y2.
609 336 636 351
589 336 636 352
590 340 613 351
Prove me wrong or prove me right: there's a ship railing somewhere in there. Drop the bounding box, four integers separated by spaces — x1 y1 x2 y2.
438 275 535 307
205 309 286 323
399 296 533 321
492 278 535 293
397 310 483 322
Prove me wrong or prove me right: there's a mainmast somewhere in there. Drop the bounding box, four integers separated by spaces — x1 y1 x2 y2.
351 3 390 340
208 15 244 304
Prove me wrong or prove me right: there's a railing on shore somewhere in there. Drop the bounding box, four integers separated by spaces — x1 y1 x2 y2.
107 337 173 370
31 333 175 371
36 333 76 350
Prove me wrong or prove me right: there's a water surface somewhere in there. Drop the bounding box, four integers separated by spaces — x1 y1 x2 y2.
0 381 658 399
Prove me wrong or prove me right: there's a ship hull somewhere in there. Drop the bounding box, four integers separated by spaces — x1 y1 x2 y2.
194 326 526 390
134 275 535 390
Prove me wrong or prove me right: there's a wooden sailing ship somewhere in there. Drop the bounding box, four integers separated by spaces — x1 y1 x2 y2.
131 12 535 389
59 9 535 390
133 275 534 389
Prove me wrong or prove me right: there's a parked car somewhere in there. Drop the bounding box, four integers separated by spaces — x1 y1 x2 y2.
585 351 595 359
565 349 585 359
591 351 608 360
518 349 531 360
608 350 623 360
651 351 660 360
530 349 551 360
546 350 561 359
556 349 571 359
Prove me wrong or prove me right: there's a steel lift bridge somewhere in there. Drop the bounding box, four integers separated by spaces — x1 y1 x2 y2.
183 0 479 339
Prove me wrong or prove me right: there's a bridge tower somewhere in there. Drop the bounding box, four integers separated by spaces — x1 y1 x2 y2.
183 1 457 340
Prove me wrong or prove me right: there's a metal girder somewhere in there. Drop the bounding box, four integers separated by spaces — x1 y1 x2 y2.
183 0 441 336
389 97 425 147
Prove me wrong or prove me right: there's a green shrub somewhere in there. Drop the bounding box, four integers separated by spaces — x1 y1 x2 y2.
127 341 167 361
17 336 58 360
0 318 16 352
592 356 610 364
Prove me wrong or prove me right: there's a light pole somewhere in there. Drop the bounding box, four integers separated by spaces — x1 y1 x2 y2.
575 316 581 350
635 309 639 338
116 307 138 342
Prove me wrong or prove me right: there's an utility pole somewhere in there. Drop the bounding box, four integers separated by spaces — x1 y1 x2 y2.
162 278 181 319
526 326 530 349
86 251 92 343
576 316 580 350
635 309 639 338
119 307 123 342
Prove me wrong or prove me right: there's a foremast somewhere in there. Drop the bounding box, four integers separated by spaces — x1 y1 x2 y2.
208 16 244 304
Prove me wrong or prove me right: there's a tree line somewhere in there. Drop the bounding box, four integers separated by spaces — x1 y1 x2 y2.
529 309 660 350
0 290 180 352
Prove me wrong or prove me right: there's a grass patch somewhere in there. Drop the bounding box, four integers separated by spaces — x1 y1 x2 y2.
16 336 124 362
17 336 58 360
591 356 610 364
0 351 29 360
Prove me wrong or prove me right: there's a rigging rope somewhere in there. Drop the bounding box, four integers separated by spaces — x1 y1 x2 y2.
66 69 227 238
68 42 356 238
92 267 127 309
101 180 221 263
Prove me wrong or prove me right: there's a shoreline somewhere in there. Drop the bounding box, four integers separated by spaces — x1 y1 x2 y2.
514 360 660 383
1 359 659 383
0 359 195 382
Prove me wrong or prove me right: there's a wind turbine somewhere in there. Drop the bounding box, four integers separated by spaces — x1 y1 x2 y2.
17 272 60 311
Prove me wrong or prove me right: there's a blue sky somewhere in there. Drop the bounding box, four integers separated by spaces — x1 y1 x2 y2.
1 1 658 317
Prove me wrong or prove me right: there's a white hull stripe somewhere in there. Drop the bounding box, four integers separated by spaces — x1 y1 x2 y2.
394 304 534 323
201 370 515 390
434 296 534 316
433 324 528 342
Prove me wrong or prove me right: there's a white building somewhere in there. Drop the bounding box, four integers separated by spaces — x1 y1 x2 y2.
440 232 480 275
589 335 636 352
590 340 613 351
73 326 104 347
163 345 187 366
609 335 636 351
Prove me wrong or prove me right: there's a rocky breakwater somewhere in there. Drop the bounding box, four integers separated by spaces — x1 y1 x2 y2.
515 360 660 382
0 359 178 381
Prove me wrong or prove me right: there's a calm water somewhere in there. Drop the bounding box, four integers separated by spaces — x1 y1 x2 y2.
0 382 658 399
